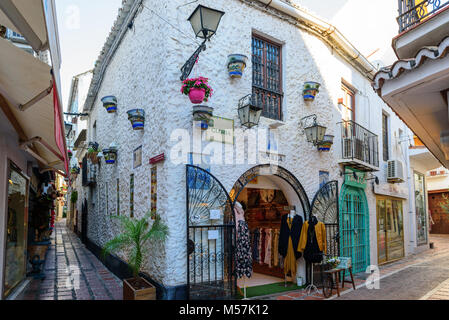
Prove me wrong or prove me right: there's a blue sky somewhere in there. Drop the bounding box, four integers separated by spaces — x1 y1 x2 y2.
56 0 122 110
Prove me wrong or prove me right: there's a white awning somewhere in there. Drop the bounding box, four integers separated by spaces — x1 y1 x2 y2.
0 0 48 51
0 37 67 173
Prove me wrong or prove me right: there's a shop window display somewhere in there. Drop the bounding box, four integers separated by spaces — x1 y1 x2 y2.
3 163 29 298
414 172 427 245
376 197 404 263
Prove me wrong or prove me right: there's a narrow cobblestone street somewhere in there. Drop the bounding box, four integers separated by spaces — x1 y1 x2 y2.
17 220 122 300
260 234 449 300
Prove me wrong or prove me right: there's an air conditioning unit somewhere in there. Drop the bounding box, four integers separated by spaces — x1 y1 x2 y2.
387 160 405 183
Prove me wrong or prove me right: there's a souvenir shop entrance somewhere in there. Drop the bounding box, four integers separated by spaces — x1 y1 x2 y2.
186 164 339 300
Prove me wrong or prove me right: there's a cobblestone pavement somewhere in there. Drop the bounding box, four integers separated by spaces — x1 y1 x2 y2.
16 219 122 300
258 234 449 300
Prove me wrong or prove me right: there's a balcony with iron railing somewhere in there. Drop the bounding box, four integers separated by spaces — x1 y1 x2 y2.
395 0 449 58
337 120 379 172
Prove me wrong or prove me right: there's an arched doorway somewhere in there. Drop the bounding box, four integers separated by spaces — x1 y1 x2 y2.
186 164 310 299
339 184 369 274
230 165 310 296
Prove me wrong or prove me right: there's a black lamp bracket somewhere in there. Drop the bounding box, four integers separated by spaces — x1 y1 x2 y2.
299 114 318 134
180 40 207 81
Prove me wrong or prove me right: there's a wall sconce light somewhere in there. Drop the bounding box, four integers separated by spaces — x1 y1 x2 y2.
300 114 327 146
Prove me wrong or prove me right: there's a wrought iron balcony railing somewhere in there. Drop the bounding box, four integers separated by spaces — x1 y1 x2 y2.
398 0 449 33
338 120 379 169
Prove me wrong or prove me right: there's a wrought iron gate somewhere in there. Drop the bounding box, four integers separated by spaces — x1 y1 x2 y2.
310 181 340 257
186 165 236 300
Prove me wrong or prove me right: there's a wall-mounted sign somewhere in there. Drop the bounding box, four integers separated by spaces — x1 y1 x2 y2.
150 153 165 165
344 167 366 189
151 166 157 213
133 146 142 168
206 116 234 145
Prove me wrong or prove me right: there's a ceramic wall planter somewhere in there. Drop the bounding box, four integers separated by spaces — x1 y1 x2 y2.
317 135 334 152
192 105 214 130
227 54 248 78
188 88 206 104
303 81 321 102
103 148 118 164
101 96 118 113
127 109 145 130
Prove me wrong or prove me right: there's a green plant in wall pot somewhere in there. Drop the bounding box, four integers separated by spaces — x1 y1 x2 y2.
70 190 78 204
102 211 168 300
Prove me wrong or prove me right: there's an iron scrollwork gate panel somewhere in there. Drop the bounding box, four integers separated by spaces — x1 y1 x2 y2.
186 165 236 300
310 181 340 257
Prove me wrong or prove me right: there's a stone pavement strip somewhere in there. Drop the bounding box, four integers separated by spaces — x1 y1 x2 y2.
16 220 123 300
257 234 449 300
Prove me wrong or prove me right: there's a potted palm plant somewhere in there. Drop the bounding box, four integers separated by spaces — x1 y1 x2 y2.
102 211 168 300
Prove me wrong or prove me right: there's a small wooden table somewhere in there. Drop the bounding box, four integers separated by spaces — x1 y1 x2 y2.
323 266 356 297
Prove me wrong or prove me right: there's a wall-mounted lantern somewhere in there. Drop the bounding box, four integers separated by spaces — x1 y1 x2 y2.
238 94 262 129
180 5 225 81
300 114 327 146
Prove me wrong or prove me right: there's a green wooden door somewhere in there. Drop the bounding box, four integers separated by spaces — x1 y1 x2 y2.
340 185 369 274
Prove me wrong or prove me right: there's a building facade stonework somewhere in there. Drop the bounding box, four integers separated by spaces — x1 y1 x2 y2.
70 0 430 298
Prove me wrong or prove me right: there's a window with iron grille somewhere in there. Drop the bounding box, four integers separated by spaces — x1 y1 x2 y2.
382 113 389 162
252 35 283 120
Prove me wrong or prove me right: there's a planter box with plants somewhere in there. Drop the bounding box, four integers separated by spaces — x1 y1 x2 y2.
127 109 145 130
103 211 168 300
87 142 101 164
101 96 118 113
317 135 334 152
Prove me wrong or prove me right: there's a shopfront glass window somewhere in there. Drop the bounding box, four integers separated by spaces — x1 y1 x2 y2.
3 163 29 298
376 198 404 263
414 172 427 245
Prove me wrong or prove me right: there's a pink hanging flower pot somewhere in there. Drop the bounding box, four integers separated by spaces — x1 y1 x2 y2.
181 77 213 105
188 88 206 104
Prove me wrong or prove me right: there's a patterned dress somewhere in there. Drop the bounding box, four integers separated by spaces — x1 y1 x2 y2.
236 220 253 279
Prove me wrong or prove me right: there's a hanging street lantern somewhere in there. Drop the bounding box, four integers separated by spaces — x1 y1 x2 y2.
300 114 327 146
188 5 225 40
180 5 225 81
238 94 263 129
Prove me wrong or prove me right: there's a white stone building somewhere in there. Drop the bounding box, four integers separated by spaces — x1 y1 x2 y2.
73 0 429 299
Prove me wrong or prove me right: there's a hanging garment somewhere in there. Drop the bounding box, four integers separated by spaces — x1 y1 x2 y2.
297 220 327 254
298 218 327 263
235 220 253 279
283 217 298 277
264 228 272 267
252 229 260 262
260 228 266 264
278 214 303 259
273 229 280 267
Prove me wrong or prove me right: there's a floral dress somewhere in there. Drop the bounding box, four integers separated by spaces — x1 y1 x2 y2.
236 220 253 279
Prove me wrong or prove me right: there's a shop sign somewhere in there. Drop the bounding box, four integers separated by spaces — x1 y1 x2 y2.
133 146 142 168
344 167 366 189
150 153 165 165
206 116 234 145
373 182 408 199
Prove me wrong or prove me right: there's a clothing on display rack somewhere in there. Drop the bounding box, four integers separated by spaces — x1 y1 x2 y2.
234 202 253 279
278 214 303 259
298 216 327 263
250 227 282 268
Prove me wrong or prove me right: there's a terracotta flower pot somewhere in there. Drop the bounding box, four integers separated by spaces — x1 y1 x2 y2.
101 96 118 113
227 54 248 78
188 88 206 104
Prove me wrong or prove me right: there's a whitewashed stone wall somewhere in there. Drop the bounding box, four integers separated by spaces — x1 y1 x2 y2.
85 0 415 287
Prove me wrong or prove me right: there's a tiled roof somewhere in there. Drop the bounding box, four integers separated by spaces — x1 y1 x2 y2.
372 36 449 94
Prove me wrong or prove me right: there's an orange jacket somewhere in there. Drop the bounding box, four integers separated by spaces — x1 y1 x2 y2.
297 221 327 254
